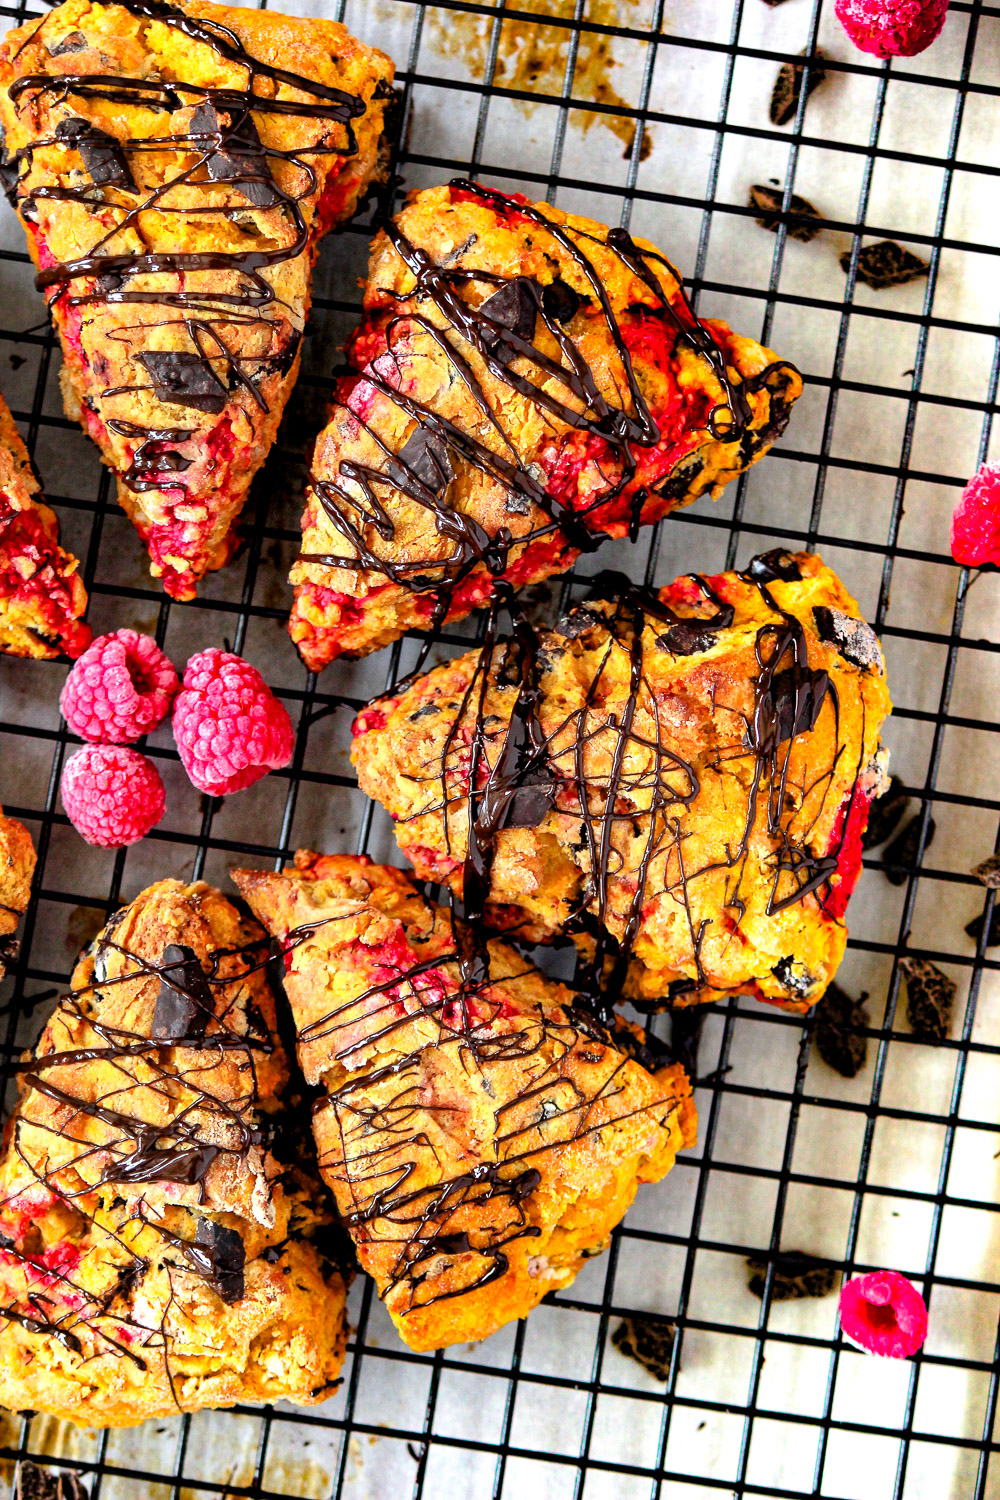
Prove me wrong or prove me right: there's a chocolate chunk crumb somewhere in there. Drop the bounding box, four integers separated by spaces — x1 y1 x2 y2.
901 957 955 1042
745 548 802 584
884 814 935 886
814 982 869 1078
15 1464 89 1500
770 49 828 127
152 943 212 1041
747 1250 838 1301
862 773 909 850
138 351 227 413
193 1218 246 1303
842 241 928 291
813 606 883 671
612 1313 676 1380
49 31 89 55
971 853 1000 889
965 906 1000 947
749 184 823 243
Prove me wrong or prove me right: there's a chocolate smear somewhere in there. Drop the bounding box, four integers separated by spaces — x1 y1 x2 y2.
884 813 935 886
749 184 823 244
901 957 955 1043
843 241 928 291
965 906 1000 947
612 1313 676 1380
14 1465 89 1500
813 981 869 1079
862 774 908 850
747 1250 838 1301
971 852 1000 889
770 49 828 128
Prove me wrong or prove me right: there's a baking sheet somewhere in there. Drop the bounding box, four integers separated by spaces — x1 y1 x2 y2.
1 0 1000 1495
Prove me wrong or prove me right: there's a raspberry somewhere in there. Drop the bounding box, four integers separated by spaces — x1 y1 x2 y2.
60 629 179 744
951 462 1000 569
835 0 949 58
172 648 295 797
61 745 165 847
839 1269 928 1358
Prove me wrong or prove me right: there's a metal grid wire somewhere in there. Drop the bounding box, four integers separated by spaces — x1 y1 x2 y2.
1 0 1000 1495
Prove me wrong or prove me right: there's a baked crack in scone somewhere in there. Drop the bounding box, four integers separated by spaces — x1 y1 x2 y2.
289 180 803 666
233 853 696 1352
0 0 394 600
0 803 36 979
351 550 892 1012
0 879 347 1424
0 391 90 659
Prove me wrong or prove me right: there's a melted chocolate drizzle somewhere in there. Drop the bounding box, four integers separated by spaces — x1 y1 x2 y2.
303 180 798 630
1 0 372 496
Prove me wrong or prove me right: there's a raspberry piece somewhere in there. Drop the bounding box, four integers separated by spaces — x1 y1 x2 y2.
61 745 165 847
60 629 179 744
835 0 949 58
951 462 1000 569
839 1269 928 1357
173 648 295 797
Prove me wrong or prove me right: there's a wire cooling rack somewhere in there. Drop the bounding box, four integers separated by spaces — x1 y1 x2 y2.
2 0 1000 1496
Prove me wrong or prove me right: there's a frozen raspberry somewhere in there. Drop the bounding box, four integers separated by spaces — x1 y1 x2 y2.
951 462 1000 569
839 1269 928 1358
835 0 949 58
172 648 295 797
60 629 179 744
61 745 165 847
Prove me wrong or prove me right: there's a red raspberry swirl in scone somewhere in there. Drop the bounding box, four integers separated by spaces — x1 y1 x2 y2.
0 0 394 600
289 180 802 666
351 550 892 1013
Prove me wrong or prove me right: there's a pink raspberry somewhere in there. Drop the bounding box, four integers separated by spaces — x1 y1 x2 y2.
839 1269 928 1358
835 0 949 58
172 648 295 797
951 462 1000 569
60 629 179 744
61 745 165 847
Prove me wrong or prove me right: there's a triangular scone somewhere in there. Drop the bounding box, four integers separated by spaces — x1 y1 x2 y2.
0 0 394 600
0 878 347 1426
0 802 35 979
351 551 892 1012
289 181 803 666
234 852 696 1353
0 392 90 659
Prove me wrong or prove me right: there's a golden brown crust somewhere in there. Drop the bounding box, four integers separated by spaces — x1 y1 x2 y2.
233 852 696 1353
0 390 91 659
0 0 394 600
351 551 892 1012
0 803 35 980
0 877 347 1427
289 181 802 667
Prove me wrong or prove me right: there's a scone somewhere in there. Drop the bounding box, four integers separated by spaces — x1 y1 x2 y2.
0 391 90 659
289 180 803 666
0 878 347 1424
351 550 892 1012
0 802 36 978
0 0 394 599
233 852 696 1353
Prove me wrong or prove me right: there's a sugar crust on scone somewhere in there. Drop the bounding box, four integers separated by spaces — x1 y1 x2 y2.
0 878 347 1425
234 852 696 1354
289 180 803 667
351 550 892 1012
0 0 394 600
0 391 90 660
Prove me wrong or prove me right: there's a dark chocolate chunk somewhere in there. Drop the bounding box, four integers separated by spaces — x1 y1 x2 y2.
749 183 823 244
189 101 281 210
746 1250 838 1302
557 604 608 640
612 1313 676 1381
480 278 537 364
744 548 802 584
813 981 869 1078
540 278 582 324
55 117 135 192
387 426 454 496
0 933 19 967
768 667 830 743
965 906 1000 947
409 702 441 721
49 31 89 55
152 943 212 1042
862 774 908 850
813 606 883 672
884 813 935 886
971 852 1000 889
193 1218 245 1303
901 957 955 1042
657 455 705 503
15 1464 90 1500
138 350 227 413
771 955 816 999
657 621 718 656
0 152 18 205
770 48 828 127
843 241 928 291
